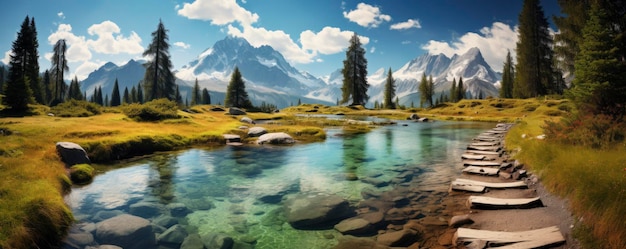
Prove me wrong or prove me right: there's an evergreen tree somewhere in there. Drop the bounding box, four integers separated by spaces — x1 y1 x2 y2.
450 78 457 102
297 98 301 105
427 75 434 106
500 50 514 98
143 20 175 101
3 16 35 113
419 73 434 107
42 70 51 104
341 33 369 105
225 67 252 108
201 88 211 105
174 85 182 105
25 17 43 104
90 87 98 103
136 83 144 104
553 0 589 76
110 78 121 107
568 3 626 120
67 76 83 100
383 68 396 109
123 87 131 104
104 94 109 107
96 86 103 105
191 78 200 105
457 77 465 101
0 65 6 95
374 100 379 109
130 86 137 103
514 0 556 98
50 39 69 105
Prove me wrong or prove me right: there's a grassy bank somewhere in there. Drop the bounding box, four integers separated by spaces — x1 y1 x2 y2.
0 104 333 248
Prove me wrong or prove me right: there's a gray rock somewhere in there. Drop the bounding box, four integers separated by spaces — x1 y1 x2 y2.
85 246 123 249
56 142 90 166
334 218 373 235
167 203 191 217
377 229 418 247
247 127 268 137
334 235 388 249
240 117 255 124
157 224 188 245
64 231 95 248
229 107 246 115
408 113 420 120
201 233 234 249
92 210 124 222
449 214 474 228
223 134 241 143
284 194 354 229
361 177 389 187
95 214 155 249
257 132 295 145
181 234 204 249
153 215 178 228
129 201 163 218
210 107 225 112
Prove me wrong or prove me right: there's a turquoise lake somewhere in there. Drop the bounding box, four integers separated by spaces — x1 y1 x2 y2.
65 119 494 248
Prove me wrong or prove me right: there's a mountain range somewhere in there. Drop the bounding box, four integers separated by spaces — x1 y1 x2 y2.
80 36 501 108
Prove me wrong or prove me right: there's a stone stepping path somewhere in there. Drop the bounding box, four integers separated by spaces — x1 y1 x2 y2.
454 226 565 249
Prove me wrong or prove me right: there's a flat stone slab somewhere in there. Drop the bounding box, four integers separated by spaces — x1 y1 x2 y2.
468 196 543 209
462 166 499 176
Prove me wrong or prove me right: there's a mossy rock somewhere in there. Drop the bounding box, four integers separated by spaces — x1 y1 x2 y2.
70 164 95 185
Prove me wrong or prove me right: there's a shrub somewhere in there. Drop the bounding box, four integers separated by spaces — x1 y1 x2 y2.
69 164 94 185
123 99 180 121
50 100 102 117
543 112 625 149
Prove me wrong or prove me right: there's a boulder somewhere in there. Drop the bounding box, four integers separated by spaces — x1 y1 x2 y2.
334 235 389 249
56 142 90 166
240 117 255 124
63 231 94 248
153 215 178 228
377 229 418 247
129 201 163 218
201 233 234 249
85 246 123 249
229 107 246 115
157 224 188 245
95 214 155 249
417 117 429 122
247 127 268 137
210 107 225 112
408 113 420 120
334 218 373 235
284 194 354 229
257 132 295 145
167 203 191 217
92 210 124 222
223 134 241 143
181 234 204 249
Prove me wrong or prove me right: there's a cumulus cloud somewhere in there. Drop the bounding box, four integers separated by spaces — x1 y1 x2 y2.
177 0 259 26
48 24 92 62
421 22 518 72
86 21 143 54
74 61 106 80
343 3 391 28
2 50 11 65
300 26 369 55
390 19 421 30
57 12 65 19
174 42 191 49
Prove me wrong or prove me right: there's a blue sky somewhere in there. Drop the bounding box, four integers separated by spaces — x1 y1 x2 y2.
0 0 561 80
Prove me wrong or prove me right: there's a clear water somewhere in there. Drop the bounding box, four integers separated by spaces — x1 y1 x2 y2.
65 120 494 248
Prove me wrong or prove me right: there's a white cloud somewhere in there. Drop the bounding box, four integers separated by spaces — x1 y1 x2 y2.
401 40 412 45
390 19 421 30
300 26 369 55
57 12 65 19
74 61 106 81
343 3 391 28
174 42 191 49
370 46 376 53
177 0 259 26
174 4 181 10
2 50 12 65
421 22 518 72
86 21 143 55
227 24 314 64
48 24 92 62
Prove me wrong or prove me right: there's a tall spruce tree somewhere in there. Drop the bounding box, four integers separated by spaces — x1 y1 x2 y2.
568 3 626 120
553 0 589 76
123 87 131 104
0 65 6 95
341 33 369 106
225 67 252 108
130 86 137 103
427 75 434 106
514 0 556 98
50 39 69 105
191 78 200 105
42 70 51 104
143 20 175 101
201 88 211 105
3 16 35 113
383 68 396 109
174 85 183 105
67 76 83 100
450 78 457 102
110 78 121 107
457 77 465 101
500 50 514 98
136 82 144 104
418 73 429 107
26 17 43 104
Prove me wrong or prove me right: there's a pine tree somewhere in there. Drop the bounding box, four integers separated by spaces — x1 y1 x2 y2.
514 0 556 98
3 16 35 113
553 0 589 76
0 65 6 95
225 67 252 108
297 98 301 105
427 75 434 106
104 94 109 107
130 86 137 103
96 86 103 105
123 87 130 104
201 88 211 104
25 17 43 104
341 33 368 105
67 76 83 100
50 39 69 105
136 82 144 104
110 78 121 107
500 50 514 98
568 3 626 120
383 68 396 109
143 20 175 101
175 85 183 105
42 70 51 104
450 78 457 102
457 77 465 101
419 73 428 107
191 78 200 105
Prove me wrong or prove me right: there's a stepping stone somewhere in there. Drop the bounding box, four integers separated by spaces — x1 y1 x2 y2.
465 150 501 156
462 160 502 167
461 154 486 160
462 166 499 176
467 145 501 152
452 178 527 189
468 196 543 209
454 226 565 249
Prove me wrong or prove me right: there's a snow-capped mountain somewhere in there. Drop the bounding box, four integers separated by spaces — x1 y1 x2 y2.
81 59 147 99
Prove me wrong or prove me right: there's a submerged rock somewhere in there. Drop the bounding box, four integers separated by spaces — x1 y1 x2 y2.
284 194 354 229
201 233 234 249
95 214 155 249
257 132 295 145
157 224 188 246
129 201 163 218
56 141 91 166
334 218 373 235
377 228 419 247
